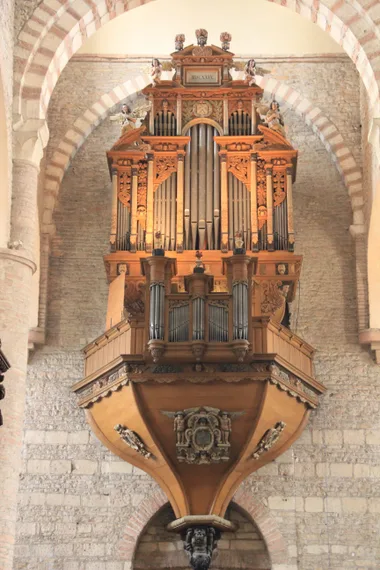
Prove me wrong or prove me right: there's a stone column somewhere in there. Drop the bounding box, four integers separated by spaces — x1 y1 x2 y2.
0 120 47 570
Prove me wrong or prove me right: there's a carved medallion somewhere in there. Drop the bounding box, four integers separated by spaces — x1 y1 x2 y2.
161 406 244 464
192 101 213 118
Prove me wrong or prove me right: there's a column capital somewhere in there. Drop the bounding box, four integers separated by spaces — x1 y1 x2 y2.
13 118 49 169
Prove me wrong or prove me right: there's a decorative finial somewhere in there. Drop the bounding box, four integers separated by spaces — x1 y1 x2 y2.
220 32 232 51
195 28 208 47
194 250 205 273
175 33 185 51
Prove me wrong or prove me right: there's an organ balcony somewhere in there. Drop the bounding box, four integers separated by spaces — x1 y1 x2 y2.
73 30 325 570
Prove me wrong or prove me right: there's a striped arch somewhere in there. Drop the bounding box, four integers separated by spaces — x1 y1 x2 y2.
13 0 380 128
116 487 287 566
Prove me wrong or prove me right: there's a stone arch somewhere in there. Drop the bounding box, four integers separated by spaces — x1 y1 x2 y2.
0 54 10 248
117 489 287 567
13 0 380 128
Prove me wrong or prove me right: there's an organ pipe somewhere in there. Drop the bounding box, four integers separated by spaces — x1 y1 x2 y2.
190 125 199 248
213 140 220 249
184 135 191 249
198 123 207 249
176 156 184 251
221 156 228 252
206 125 214 249
130 166 139 252
232 281 249 340
192 297 205 340
110 169 118 248
146 154 154 251
149 282 165 340
250 154 258 250
287 166 294 250
265 165 274 250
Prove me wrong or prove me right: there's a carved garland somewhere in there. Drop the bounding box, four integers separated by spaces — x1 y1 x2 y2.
154 155 178 190
227 155 250 187
273 169 286 208
118 169 131 208
256 159 267 229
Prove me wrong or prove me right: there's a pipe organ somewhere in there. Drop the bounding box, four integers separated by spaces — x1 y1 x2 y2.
75 30 325 570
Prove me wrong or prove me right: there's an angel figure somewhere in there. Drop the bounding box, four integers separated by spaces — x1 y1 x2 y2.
109 104 137 136
262 100 286 137
244 59 256 86
151 58 162 85
252 421 286 459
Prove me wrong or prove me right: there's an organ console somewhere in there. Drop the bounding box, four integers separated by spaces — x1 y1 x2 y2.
74 30 325 570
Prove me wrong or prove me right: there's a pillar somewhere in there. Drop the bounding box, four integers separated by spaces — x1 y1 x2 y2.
0 120 46 569
110 168 118 250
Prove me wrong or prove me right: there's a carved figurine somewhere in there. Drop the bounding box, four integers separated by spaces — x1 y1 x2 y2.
195 28 208 46
220 412 232 444
264 100 286 137
151 58 162 85
252 421 286 459
244 59 256 86
175 33 185 51
220 32 232 51
110 103 137 135
114 424 153 459
184 526 219 570
174 411 187 445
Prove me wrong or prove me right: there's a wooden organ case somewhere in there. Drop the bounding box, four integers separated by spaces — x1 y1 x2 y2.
73 31 325 569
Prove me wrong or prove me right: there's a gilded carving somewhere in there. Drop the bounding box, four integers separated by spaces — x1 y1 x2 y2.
227 155 249 186
251 421 286 459
154 156 177 188
182 100 223 125
162 406 244 464
273 169 286 207
260 280 284 315
118 169 131 208
114 424 153 459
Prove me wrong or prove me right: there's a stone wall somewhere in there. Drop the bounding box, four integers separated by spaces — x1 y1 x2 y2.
15 56 380 569
0 0 14 246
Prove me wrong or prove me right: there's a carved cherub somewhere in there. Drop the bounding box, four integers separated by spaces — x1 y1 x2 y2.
259 99 286 137
244 59 257 86
151 58 162 85
110 104 137 135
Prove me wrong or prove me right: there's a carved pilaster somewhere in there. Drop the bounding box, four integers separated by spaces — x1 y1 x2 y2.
265 164 274 251
130 165 139 252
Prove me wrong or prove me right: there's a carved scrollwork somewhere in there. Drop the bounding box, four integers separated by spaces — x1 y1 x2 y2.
124 280 145 316
273 169 286 207
161 406 244 464
227 155 250 186
260 280 284 315
154 156 177 189
257 159 266 208
137 161 147 222
118 169 131 208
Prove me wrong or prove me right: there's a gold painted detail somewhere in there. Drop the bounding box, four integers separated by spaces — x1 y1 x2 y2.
161 406 244 464
114 424 153 459
251 421 286 459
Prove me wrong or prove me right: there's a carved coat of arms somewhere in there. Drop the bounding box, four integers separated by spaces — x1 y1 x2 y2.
162 406 244 464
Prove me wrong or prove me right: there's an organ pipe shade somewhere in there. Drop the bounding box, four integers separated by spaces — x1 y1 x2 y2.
153 173 177 251
184 123 220 250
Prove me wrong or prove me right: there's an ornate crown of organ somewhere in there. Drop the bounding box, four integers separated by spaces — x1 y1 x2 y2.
73 30 325 570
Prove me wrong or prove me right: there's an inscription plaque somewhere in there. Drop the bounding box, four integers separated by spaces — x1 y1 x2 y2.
184 67 221 86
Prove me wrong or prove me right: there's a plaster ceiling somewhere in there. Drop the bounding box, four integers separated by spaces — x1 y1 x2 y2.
78 0 344 56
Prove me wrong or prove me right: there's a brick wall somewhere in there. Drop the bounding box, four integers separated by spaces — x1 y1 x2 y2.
14 56 380 569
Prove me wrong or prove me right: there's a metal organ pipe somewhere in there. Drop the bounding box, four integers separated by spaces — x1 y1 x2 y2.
184 123 221 250
233 281 248 340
